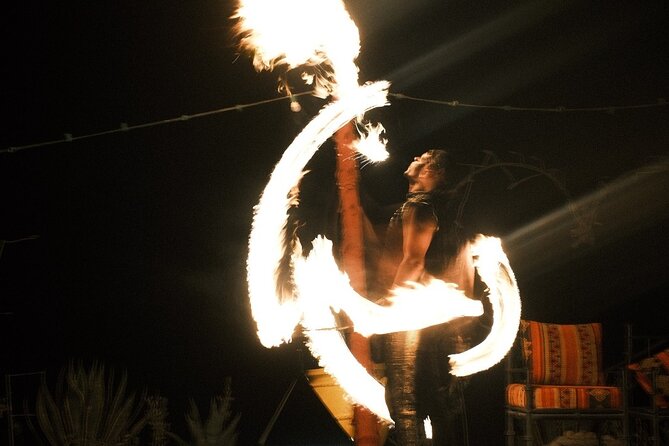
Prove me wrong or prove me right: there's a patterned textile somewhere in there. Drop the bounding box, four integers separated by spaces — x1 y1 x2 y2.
522 320 605 386
506 383 623 409
628 348 669 408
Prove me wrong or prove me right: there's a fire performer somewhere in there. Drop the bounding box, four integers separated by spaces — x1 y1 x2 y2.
377 149 490 446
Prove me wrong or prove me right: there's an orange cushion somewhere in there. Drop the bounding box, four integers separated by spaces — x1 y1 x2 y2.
506 383 623 410
628 348 669 409
523 321 604 386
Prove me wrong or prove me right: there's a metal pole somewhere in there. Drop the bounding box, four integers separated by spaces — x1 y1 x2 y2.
257 378 298 446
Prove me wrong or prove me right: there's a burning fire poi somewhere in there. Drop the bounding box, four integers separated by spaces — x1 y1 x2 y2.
235 0 521 424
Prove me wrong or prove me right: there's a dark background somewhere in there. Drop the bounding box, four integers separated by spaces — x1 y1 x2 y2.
1 0 668 444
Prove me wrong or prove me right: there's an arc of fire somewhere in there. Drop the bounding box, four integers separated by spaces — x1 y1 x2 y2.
246 82 521 423
239 0 521 424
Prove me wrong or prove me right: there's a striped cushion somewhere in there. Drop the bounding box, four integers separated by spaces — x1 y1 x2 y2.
523 321 604 386
506 383 623 409
628 348 669 408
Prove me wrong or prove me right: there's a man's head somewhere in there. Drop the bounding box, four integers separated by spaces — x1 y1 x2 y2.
404 149 452 193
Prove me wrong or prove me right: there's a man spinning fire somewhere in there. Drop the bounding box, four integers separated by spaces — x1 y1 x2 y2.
375 149 490 446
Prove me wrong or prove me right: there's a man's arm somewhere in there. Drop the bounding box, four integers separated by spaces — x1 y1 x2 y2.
393 205 437 286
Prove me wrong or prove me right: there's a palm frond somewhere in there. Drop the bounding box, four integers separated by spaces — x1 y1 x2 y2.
36 362 146 446
182 380 240 446
36 382 68 446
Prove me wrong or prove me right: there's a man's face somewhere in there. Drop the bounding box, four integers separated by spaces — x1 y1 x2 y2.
404 152 442 192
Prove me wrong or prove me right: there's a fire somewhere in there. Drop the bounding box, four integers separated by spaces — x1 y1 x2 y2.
293 235 519 423
236 0 521 422
234 0 361 96
449 235 522 376
352 122 389 163
296 242 392 422
246 82 389 348
424 417 433 439
295 237 484 337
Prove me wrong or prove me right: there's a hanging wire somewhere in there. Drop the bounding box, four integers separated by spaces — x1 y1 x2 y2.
390 93 667 113
1 92 313 155
3 91 666 155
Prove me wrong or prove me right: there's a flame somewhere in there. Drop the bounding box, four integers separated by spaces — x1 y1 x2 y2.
295 237 483 337
234 0 361 96
449 235 522 376
247 82 389 348
424 417 433 439
237 0 521 423
352 122 388 163
292 235 519 421
292 236 487 425
296 245 392 422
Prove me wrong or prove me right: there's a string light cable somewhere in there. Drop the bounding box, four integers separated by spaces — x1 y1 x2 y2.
3 92 666 155
1 92 314 155
389 93 667 113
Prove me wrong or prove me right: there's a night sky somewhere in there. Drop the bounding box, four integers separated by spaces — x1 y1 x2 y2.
2 1 668 445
